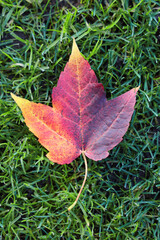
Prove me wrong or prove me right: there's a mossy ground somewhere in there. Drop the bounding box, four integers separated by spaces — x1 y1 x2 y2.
0 0 160 239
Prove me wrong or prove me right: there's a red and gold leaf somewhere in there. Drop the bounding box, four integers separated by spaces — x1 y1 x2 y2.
11 39 139 165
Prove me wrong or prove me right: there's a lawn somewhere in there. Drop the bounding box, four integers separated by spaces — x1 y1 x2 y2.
0 0 160 239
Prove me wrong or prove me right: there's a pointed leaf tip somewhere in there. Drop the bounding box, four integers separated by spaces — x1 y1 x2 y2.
11 92 15 98
135 86 140 92
70 38 82 62
11 93 30 109
11 92 20 103
72 38 78 50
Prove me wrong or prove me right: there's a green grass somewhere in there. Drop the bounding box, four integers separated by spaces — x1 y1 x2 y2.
0 0 160 239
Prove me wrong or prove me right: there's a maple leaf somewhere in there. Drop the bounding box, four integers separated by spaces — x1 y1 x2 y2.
11 39 139 210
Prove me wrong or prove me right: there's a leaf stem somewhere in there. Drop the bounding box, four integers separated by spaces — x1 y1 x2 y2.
68 151 88 211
